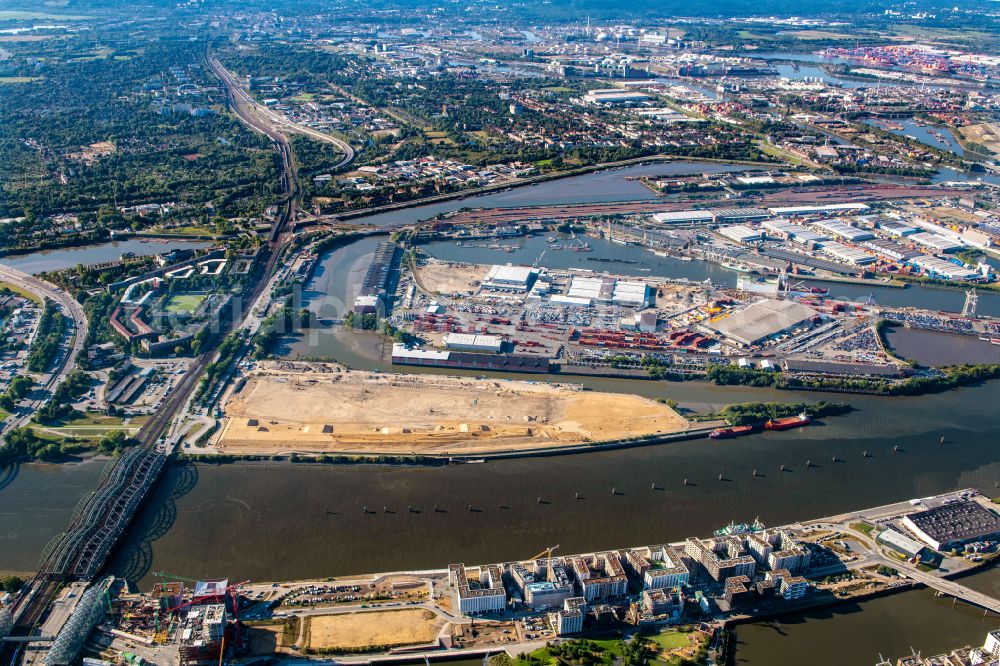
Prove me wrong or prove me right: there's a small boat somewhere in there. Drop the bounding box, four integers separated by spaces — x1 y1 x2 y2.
546 237 557 243
764 413 811 431
710 425 755 439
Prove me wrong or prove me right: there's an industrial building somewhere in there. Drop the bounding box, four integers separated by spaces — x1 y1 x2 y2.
863 238 922 262
391 343 550 373
910 231 963 253
583 88 653 105
812 219 874 242
707 299 820 347
878 221 918 237
360 242 400 296
718 224 762 244
911 255 981 281
821 241 876 265
566 276 651 308
652 210 715 225
876 528 927 559
481 264 538 292
902 501 1000 551
442 333 504 353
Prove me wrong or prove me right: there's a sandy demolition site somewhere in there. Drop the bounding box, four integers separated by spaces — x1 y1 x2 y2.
216 362 690 455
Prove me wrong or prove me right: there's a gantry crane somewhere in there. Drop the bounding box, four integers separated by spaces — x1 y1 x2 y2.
527 545 560 582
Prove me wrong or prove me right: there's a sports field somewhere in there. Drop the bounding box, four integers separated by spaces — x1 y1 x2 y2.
164 293 206 314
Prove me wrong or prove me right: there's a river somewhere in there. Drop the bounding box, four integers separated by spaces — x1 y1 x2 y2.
0 457 107 575
343 161 749 228
0 238 212 275
6 165 1000 661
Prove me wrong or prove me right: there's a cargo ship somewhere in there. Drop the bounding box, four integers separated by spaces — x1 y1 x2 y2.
709 425 755 439
764 413 811 431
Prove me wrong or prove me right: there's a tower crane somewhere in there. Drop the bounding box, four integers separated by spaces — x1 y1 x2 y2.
527 545 560 582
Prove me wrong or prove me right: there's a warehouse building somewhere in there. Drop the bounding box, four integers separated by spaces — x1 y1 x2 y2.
612 281 651 308
821 241 876 265
863 238 922 262
718 224 763 244
652 210 715 225
708 299 820 347
812 219 874 242
910 232 963 253
902 501 1000 551
783 359 906 378
584 89 653 105
481 265 538 292
442 333 504 353
768 203 870 216
876 528 927 560
878 221 918 237
911 255 981 281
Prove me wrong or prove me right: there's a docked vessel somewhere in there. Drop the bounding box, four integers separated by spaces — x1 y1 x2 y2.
709 425 755 439
764 413 811 431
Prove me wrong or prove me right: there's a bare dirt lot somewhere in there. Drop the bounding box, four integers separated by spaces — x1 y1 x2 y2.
306 609 444 650
216 363 690 455
414 259 487 296
959 123 1000 156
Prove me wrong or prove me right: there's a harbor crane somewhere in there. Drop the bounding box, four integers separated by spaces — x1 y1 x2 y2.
527 545 560 582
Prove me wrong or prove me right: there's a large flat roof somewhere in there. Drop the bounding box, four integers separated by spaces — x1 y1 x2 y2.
904 501 1000 547
710 299 818 346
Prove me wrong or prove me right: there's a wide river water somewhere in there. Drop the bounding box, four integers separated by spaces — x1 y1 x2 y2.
4 161 1000 663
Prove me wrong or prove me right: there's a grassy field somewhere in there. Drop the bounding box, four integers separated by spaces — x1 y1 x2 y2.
650 631 691 651
291 92 316 102
850 521 876 537
164 293 206 314
0 281 43 305
152 225 216 237
0 408 10 421
781 30 854 40
0 10 91 19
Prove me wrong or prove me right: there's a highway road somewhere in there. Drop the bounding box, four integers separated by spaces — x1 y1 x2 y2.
0 263 88 434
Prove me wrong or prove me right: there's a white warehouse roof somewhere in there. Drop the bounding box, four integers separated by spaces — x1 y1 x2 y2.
718 224 762 243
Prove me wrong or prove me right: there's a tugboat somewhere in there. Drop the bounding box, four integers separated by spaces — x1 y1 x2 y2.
764 412 811 431
709 424 755 439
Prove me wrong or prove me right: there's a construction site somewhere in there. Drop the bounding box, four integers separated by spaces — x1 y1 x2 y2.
213 361 691 456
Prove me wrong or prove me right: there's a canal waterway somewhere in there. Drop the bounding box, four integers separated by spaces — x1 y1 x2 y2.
862 117 966 158
886 328 1000 366
277 235 1000 365
0 238 213 275
734 565 1000 664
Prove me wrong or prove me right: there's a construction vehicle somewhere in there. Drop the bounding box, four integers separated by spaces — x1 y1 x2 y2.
526 545 560 582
